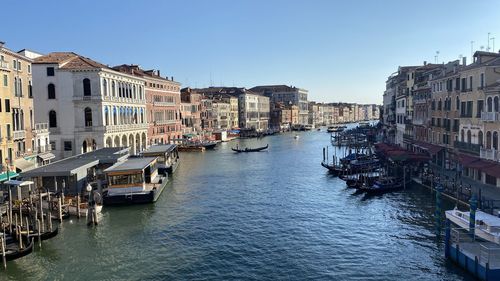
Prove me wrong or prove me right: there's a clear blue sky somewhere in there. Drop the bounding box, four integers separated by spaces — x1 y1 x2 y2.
2 0 500 104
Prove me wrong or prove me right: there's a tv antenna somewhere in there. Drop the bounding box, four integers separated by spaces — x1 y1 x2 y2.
471 41 475 59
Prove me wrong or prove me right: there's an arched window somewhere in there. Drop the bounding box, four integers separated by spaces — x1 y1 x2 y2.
456 96 460 111
139 86 143 100
84 107 92 127
112 81 116 97
467 130 471 144
487 131 492 149
494 132 499 150
478 131 484 147
104 106 109 126
495 96 499 112
48 83 56 99
133 85 136 99
83 78 91 96
103 79 108 96
488 97 493 112
49 110 57 128
113 107 117 125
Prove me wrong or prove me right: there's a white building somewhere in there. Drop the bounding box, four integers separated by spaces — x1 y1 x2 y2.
32 52 148 159
250 85 309 125
238 91 270 131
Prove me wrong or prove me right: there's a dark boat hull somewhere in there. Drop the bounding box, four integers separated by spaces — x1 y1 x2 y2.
5 238 34 261
232 144 268 153
103 181 167 206
321 162 378 176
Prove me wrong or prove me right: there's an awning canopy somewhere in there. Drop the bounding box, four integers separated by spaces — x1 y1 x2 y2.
14 158 35 172
456 153 481 167
0 172 19 182
411 140 444 155
38 152 56 161
482 163 500 178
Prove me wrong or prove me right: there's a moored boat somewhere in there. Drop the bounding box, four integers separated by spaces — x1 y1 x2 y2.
141 144 180 175
103 157 168 205
445 208 500 244
359 176 409 194
4 235 34 261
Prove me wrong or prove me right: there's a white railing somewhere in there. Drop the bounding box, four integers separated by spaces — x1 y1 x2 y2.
13 130 26 140
102 96 146 104
103 123 149 133
481 111 499 122
34 123 49 133
36 145 51 153
480 148 500 161
154 102 177 107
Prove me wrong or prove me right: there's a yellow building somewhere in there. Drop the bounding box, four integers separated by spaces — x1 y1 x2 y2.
0 42 44 175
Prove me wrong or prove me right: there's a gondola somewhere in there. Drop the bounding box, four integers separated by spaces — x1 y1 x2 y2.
321 161 379 176
359 177 410 194
4 235 34 261
231 144 268 153
13 226 59 241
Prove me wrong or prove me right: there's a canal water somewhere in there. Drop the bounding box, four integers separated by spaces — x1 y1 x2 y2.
3 130 474 280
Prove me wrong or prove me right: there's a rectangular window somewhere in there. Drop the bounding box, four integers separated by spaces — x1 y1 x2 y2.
28 65 31 73
481 73 484 88
469 76 473 91
18 61 21 71
12 60 17 70
461 102 466 116
2 75 6 87
46 67 55 76
477 100 484 117
5 99 10 113
461 78 466 92
455 78 460 90
50 141 56 151
64 141 72 151
467 101 473 117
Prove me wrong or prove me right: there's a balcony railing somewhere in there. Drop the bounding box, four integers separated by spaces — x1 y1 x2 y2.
34 123 49 133
480 148 500 161
13 130 26 140
35 144 52 154
454 140 481 155
481 111 500 122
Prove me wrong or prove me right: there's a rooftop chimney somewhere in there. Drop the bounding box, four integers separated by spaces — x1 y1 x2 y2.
423 61 427 66
171 76 174 81
462 57 466 66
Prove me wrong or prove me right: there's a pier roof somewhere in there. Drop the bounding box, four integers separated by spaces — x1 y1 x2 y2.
105 157 157 173
142 144 177 154
20 147 129 177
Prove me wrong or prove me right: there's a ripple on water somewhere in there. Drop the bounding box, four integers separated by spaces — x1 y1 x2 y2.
3 132 475 281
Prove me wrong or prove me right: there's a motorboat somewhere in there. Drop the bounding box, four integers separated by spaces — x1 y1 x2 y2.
445 208 500 244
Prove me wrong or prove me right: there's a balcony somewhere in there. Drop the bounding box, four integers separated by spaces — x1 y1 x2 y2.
480 148 500 161
454 140 481 155
73 95 102 102
0 61 9 70
154 101 177 107
13 130 25 140
481 111 500 122
33 123 49 134
35 144 51 154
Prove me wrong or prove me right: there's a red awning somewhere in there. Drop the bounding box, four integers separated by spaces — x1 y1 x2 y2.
457 153 481 167
481 163 500 178
467 159 492 169
411 140 444 155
